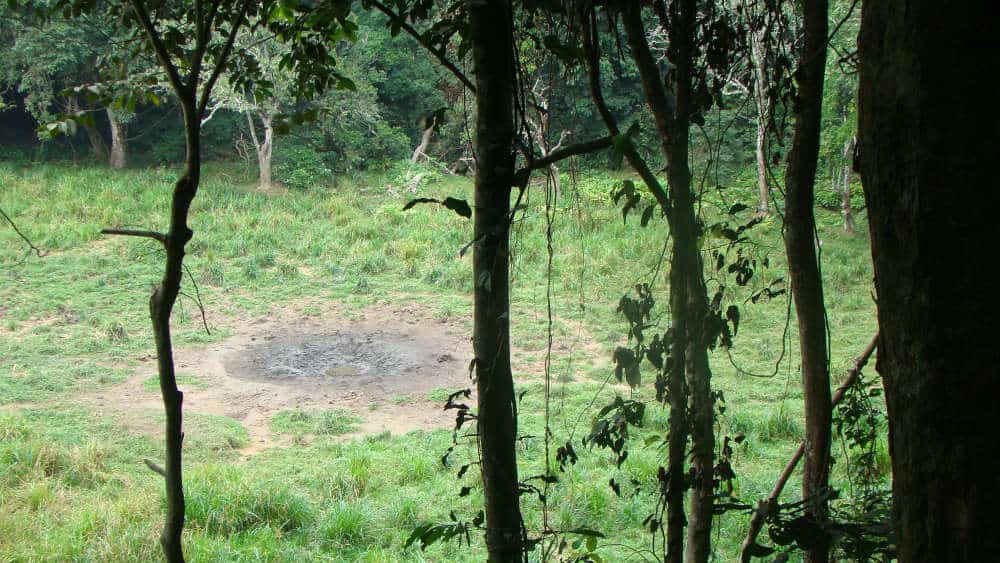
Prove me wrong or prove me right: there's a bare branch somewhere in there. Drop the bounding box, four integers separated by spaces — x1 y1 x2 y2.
144 458 167 477
1 206 46 257
129 0 188 97
738 333 880 562
101 228 168 245
367 0 477 93
580 6 672 215
200 101 224 127
198 0 251 117
513 135 614 186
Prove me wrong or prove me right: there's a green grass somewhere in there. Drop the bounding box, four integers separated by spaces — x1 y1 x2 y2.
270 409 362 438
0 161 883 561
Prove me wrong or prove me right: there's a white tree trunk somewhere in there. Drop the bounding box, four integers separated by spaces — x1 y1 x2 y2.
750 21 772 216
841 136 856 234
410 116 436 164
107 107 127 169
247 111 274 190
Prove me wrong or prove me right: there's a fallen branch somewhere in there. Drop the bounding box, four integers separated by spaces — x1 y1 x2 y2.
101 228 167 245
1 206 46 257
512 135 613 186
739 332 879 562
144 458 167 477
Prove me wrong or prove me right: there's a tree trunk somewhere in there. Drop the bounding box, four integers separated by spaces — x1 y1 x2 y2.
858 1 1000 561
247 111 273 190
840 137 855 234
783 2 831 562
580 12 685 561
620 2 715 561
147 95 202 563
469 1 523 560
750 23 772 216
259 115 273 190
107 107 127 169
410 115 435 164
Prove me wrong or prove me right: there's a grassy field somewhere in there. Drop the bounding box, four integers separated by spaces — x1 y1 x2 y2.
0 160 883 561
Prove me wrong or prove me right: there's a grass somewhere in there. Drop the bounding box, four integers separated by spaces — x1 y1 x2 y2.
270 409 362 438
0 160 883 561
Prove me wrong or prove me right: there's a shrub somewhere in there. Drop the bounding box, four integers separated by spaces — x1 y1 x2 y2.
274 144 333 190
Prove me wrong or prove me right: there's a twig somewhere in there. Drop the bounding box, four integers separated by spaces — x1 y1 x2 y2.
1 206 46 257
738 332 879 562
101 228 168 245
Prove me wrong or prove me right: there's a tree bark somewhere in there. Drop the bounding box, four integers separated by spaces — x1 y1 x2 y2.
107 107 127 169
858 1 1000 561
469 1 523 560
840 137 855 234
782 2 830 561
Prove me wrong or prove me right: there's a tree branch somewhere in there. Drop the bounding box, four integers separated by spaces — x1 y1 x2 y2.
580 6 672 215
512 135 613 186
198 0 251 117
128 0 187 97
101 228 168 245
738 333 880 562
144 458 168 477
1 206 46 257
367 0 476 93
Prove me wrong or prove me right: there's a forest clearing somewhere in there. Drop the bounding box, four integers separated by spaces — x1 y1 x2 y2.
1 0 995 561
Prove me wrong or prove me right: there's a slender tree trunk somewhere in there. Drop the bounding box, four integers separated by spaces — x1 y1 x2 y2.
783 2 830 561
840 137 855 234
107 107 127 169
750 25 772 216
147 96 202 563
469 1 523 560
620 2 715 561
246 111 273 190
259 115 273 190
410 115 435 164
580 12 685 560
858 1 1000 560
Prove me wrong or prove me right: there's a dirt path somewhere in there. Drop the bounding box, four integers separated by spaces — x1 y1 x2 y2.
77 301 475 455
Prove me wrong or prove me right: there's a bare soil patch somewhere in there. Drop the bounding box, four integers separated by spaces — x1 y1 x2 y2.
78 301 473 455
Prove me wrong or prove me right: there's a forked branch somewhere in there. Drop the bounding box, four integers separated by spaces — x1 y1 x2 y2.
738 333 880 562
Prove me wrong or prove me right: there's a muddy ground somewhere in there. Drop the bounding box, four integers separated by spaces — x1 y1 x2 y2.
79 301 474 454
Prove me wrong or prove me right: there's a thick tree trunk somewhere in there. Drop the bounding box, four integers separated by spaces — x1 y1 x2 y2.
750 26 772 216
783 2 830 562
840 137 855 234
620 3 715 561
469 1 523 560
107 107 127 169
858 1 1000 561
